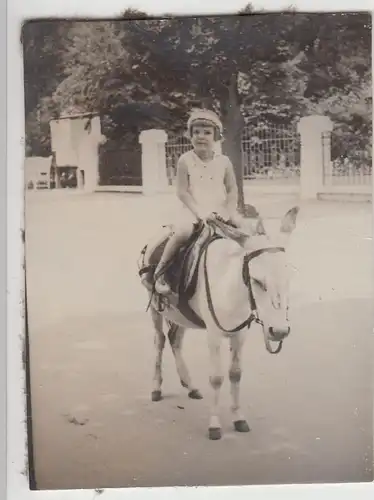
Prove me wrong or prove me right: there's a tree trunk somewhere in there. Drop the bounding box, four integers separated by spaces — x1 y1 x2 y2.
221 74 246 213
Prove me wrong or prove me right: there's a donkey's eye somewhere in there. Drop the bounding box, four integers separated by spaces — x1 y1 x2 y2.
253 279 267 292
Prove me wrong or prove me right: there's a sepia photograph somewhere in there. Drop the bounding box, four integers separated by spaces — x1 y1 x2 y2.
21 8 372 491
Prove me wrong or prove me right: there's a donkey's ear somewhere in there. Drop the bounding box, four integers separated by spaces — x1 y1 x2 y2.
280 206 300 234
242 204 260 218
255 217 267 236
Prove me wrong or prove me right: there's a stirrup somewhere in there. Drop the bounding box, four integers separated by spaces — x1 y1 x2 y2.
154 269 171 296
155 278 171 295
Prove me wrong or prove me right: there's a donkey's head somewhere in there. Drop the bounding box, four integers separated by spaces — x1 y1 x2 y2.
241 206 299 344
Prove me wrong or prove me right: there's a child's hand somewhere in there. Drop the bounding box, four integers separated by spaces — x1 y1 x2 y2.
205 212 225 226
196 210 213 223
205 212 218 223
194 212 216 228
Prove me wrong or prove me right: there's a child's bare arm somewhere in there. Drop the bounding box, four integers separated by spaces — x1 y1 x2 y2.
176 157 202 221
224 159 239 217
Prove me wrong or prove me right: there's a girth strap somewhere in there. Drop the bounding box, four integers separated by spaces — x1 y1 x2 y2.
203 242 255 334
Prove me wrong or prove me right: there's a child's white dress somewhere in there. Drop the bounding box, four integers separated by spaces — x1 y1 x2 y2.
172 149 232 226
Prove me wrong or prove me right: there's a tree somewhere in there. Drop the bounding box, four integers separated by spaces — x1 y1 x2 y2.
22 20 71 155
22 20 71 115
282 12 372 166
50 17 192 148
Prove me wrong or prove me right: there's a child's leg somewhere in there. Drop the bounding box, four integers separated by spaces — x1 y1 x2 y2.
154 222 194 294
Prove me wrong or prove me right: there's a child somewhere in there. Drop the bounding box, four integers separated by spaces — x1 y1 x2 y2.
154 109 241 295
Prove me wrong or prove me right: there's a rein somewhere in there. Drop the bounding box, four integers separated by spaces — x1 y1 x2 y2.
203 241 286 355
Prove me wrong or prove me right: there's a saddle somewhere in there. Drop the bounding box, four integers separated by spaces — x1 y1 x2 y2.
138 221 221 327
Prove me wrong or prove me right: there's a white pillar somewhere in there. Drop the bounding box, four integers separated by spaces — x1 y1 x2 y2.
50 119 77 166
297 115 333 199
76 116 106 192
50 114 106 193
139 129 168 195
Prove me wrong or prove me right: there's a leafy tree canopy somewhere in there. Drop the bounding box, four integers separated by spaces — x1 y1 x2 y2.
22 9 371 205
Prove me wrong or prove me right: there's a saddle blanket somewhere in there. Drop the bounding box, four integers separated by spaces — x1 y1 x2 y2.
138 215 247 328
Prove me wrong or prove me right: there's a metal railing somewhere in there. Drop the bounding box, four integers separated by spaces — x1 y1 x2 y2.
241 123 300 181
165 123 301 183
165 134 192 184
322 131 372 186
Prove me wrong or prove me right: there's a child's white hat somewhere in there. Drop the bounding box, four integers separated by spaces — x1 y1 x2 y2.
187 109 223 137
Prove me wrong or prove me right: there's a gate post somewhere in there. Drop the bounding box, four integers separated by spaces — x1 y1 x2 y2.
50 114 106 193
76 116 106 192
297 115 333 200
139 129 168 195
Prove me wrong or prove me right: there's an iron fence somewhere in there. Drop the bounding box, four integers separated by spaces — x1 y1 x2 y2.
165 134 193 184
241 123 300 180
322 131 372 186
98 144 142 186
165 123 301 183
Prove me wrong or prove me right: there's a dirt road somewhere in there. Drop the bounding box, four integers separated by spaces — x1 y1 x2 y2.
25 191 373 490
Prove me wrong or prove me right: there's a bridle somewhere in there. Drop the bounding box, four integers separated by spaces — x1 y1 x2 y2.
203 241 287 355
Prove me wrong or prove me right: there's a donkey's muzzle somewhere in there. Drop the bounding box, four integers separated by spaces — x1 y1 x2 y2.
269 326 290 341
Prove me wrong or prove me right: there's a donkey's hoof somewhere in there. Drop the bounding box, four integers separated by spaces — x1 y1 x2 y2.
151 390 162 402
188 389 203 400
208 427 222 440
234 420 250 433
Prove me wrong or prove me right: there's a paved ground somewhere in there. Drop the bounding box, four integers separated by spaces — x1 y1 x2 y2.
25 189 373 490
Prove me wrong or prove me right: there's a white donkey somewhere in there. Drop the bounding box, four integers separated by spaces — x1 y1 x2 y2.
138 206 299 440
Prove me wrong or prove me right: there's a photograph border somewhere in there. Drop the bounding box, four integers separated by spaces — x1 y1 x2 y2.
7 0 374 499
2 0 7 498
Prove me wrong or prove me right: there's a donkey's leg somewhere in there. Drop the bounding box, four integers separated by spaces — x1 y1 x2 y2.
168 324 203 400
207 329 224 440
150 306 166 402
229 331 250 433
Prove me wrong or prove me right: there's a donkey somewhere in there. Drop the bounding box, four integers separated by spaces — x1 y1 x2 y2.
138 206 299 440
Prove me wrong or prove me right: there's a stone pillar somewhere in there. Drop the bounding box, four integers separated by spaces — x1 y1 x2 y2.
139 129 168 195
76 116 106 192
50 114 106 193
297 115 333 200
